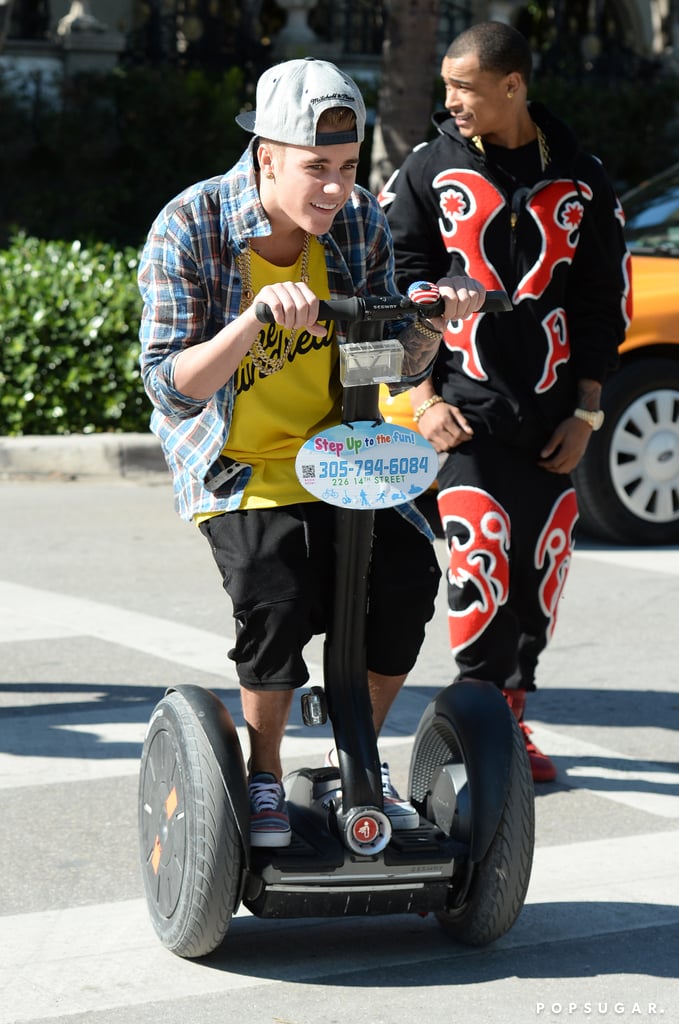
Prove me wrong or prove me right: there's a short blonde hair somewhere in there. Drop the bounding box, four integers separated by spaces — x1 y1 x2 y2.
317 106 357 133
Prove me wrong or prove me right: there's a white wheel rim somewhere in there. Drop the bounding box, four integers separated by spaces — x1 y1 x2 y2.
609 387 679 525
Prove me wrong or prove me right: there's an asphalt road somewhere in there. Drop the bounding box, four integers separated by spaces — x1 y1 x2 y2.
1 473 678 1024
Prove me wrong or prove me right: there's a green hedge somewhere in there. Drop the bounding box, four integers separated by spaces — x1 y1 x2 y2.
0 234 146 435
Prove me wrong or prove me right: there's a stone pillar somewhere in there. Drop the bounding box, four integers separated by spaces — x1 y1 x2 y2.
273 0 319 58
57 1 124 74
486 0 515 25
0 0 16 51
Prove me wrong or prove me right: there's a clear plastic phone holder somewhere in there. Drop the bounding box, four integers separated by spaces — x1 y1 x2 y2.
339 339 404 387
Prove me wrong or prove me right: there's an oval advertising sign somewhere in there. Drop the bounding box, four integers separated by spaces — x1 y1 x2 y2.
295 421 437 510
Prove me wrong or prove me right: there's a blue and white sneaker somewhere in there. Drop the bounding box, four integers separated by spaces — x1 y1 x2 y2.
380 761 420 831
248 772 291 848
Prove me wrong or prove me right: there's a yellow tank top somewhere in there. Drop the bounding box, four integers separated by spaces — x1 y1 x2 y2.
224 235 340 508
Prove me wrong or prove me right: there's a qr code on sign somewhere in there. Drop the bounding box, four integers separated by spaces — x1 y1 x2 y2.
300 464 316 480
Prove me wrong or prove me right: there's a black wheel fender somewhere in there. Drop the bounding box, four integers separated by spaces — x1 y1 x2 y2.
410 679 514 863
165 684 250 866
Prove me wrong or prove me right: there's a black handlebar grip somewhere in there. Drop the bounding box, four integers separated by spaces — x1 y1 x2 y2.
407 283 512 319
254 297 364 324
481 289 513 313
254 302 278 324
254 296 412 324
409 289 511 318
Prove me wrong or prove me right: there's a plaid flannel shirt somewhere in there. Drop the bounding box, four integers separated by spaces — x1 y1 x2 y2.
138 142 434 539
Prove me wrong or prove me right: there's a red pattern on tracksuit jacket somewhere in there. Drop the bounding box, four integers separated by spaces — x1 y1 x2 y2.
381 102 630 688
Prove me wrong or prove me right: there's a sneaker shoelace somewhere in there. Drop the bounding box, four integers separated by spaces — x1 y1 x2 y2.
250 780 282 811
381 763 399 799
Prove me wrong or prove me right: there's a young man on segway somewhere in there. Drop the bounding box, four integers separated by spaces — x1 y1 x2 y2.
138 57 485 849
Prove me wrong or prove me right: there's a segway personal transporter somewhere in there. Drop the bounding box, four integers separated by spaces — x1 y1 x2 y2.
138 284 535 958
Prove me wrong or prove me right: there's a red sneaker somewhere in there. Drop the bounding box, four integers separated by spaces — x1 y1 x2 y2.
503 689 557 783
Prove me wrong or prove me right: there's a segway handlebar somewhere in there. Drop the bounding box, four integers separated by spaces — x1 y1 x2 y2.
254 285 511 326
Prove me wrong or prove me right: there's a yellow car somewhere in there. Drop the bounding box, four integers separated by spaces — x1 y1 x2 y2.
380 164 679 545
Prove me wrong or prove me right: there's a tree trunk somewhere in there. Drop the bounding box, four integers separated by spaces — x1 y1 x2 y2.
0 0 16 51
369 0 441 194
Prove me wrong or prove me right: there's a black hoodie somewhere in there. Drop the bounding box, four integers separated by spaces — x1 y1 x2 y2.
383 101 631 451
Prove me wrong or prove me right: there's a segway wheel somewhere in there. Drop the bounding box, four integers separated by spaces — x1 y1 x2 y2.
414 713 534 946
438 716 532 946
138 690 243 958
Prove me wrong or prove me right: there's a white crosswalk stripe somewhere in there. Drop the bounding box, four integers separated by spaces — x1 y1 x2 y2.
528 724 679 819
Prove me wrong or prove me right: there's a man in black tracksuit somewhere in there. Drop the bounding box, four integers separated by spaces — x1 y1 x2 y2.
382 21 630 781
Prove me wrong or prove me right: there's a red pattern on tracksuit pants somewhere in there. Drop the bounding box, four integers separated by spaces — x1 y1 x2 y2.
437 440 578 691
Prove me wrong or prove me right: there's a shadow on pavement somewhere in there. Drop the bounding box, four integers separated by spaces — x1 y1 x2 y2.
196 903 679 982
0 681 244 761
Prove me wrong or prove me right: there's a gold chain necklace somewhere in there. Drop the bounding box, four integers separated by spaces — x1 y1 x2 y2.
472 124 550 171
235 233 312 376
536 125 550 171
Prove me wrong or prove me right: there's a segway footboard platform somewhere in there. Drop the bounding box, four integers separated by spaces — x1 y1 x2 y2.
242 766 467 919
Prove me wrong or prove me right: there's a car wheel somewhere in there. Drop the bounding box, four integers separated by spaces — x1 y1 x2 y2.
573 358 679 545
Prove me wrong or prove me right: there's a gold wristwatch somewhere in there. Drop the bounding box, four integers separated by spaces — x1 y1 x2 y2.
574 408 604 431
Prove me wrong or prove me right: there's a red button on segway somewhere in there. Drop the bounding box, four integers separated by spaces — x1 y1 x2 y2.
352 815 380 844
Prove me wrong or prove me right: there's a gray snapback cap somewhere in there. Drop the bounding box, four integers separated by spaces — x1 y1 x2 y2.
235 57 366 147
